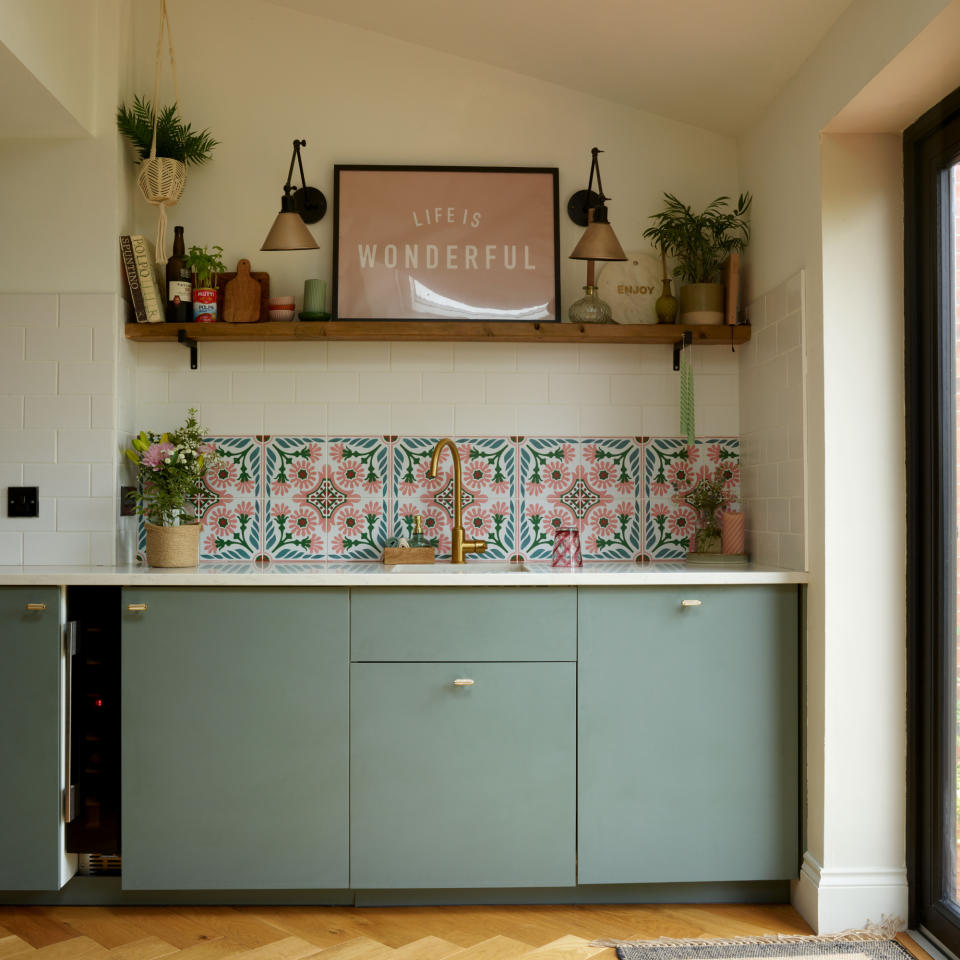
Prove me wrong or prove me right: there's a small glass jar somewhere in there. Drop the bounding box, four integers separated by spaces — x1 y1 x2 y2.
552 527 583 567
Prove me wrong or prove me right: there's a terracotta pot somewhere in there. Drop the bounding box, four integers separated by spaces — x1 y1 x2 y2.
145 521 200 568
679 282 724 325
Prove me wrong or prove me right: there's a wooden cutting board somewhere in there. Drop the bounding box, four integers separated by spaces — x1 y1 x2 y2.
221 260 269 323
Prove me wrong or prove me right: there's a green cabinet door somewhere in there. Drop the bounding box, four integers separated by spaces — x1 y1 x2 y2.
578 585 799 884
0 587 69 890
351 661 576 888
121 587 349 889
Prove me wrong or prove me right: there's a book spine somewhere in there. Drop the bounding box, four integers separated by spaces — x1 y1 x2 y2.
119 236 150 324
130 236 164 323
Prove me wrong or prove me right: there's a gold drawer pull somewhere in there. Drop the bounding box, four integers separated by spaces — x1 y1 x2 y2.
452 678 475 687
680 599 702 608
25 602 46 611
127 603 147 612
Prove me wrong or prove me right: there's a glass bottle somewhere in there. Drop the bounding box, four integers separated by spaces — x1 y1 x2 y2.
409 515 429 548
567 284 614 324
165 226 192 323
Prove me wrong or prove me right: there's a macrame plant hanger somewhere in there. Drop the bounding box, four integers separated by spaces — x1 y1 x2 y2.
137 0 185 267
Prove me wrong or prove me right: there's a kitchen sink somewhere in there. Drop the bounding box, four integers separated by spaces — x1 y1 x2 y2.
387 561 530 573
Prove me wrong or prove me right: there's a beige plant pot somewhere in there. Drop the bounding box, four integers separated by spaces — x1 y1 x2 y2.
145 521 200 568
679 282 725 325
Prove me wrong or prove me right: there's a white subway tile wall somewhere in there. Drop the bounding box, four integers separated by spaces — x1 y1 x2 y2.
739 272 807 570
131 340 740 440
0 293 119 565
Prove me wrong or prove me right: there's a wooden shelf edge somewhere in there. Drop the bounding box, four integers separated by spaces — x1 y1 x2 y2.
124 320 751 346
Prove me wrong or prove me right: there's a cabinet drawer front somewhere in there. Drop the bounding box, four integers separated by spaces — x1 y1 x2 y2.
351 661 576 888
0 587 64 891
351 587 576 661
578 585 799 884
121 587 350 890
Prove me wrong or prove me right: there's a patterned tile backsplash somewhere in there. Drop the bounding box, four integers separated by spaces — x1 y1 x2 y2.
138 435 739 563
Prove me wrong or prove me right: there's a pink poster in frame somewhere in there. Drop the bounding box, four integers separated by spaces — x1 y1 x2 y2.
332 166 560 322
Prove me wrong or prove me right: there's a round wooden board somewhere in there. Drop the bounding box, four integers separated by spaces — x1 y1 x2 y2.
598 252 662 325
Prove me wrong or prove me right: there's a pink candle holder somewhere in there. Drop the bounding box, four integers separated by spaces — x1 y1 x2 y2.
552 527 583 567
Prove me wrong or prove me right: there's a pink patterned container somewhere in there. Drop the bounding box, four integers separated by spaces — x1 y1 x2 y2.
552 527 582 567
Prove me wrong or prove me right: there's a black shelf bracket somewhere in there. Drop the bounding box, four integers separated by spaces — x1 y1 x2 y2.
673 330 693 371
178 329 198 370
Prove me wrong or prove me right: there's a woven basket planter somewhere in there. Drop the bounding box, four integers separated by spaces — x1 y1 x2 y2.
145 520 199 568
137 156 185 206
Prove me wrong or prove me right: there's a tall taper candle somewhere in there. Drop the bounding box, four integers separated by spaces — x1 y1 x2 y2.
721 510 745 554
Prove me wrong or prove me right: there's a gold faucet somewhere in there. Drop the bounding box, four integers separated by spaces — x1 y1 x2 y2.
426 438 487 564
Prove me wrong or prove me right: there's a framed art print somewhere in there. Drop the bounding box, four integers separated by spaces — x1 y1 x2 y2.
333 165 560 322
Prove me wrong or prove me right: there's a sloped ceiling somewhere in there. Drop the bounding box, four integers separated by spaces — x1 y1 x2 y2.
264 0 856 135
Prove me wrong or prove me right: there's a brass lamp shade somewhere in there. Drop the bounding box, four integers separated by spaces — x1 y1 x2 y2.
569 220 627 261
261 211 319 251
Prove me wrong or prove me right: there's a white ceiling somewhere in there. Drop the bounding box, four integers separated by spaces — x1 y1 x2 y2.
265 0 856 136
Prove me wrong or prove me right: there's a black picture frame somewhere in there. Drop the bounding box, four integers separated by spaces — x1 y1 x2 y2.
332 164 561 323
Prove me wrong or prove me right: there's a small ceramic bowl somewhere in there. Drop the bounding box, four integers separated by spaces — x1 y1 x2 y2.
268 308 296 322
268 296 295 308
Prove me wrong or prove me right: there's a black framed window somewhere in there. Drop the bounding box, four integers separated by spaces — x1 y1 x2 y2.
906 85 960 953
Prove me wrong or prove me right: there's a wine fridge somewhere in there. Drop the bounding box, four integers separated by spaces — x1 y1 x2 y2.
64 586 121 859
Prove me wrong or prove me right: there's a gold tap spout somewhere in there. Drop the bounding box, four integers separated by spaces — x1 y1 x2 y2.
426 438 487 564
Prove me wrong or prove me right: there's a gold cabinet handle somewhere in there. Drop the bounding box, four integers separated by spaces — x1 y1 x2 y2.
127 603 147 612
25 602 46 611
452 678 475 687
680 599 702 608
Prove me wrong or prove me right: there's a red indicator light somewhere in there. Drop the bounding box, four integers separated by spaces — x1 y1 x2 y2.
94 698 103 708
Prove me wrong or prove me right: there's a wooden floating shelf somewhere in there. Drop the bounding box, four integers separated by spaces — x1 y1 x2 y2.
125 320 751 346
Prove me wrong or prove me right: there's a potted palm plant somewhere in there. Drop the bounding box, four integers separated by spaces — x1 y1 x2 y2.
643 192 751 324
184 244 226 323
124 409 221 567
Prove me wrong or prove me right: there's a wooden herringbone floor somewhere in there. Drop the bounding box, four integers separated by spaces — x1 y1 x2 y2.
0 904 816 960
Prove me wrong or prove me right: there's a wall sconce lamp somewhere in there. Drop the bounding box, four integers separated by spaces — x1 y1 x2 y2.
567 147 627 323
261 139 325 251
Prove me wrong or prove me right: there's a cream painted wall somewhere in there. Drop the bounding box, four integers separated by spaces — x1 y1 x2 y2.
124 0 743 441
737 0 948 933
0 0 97 133
129 0 740 313
0 0 127 293
0 0 135 565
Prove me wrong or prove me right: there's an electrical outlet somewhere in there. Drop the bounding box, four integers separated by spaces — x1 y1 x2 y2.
7 486 39 518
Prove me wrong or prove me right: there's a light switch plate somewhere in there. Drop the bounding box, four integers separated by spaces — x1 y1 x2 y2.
7 486 39 518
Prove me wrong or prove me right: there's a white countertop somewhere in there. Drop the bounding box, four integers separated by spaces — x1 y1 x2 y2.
0 560 808 586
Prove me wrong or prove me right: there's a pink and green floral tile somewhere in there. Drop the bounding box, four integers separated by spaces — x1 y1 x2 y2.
262 436 390 561
392 437 516 560
196 496 261 561
517 438 642 562
644 438 740 560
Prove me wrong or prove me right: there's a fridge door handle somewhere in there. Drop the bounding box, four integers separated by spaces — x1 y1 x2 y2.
63 621 77 824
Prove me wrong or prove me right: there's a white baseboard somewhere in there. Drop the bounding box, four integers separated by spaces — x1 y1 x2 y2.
790 852 909 934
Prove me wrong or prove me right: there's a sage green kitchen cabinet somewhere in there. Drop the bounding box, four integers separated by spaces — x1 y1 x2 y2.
0 587 69 890
351 587 577 661
351 660 576 888
577 585 799 884
121 587 349 889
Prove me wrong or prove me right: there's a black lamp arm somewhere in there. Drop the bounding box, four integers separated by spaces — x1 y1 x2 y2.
283 139 308 198
586 146 609 206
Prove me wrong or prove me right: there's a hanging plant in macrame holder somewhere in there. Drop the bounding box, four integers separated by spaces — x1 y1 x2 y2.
142 0 183 265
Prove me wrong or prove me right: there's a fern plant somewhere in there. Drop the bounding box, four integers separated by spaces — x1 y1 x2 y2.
643 192 752 284
116 95 218 166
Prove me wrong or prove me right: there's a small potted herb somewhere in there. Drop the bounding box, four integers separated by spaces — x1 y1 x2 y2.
671 461 740 554
124 409 223 567
643 192 752 324
185 245 226 323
